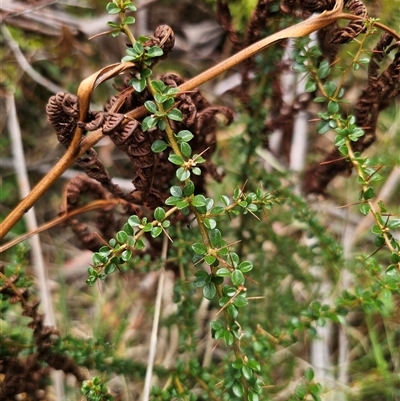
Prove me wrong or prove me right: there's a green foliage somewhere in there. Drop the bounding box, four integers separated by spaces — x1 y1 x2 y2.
2 2 400 401
81 376 114 401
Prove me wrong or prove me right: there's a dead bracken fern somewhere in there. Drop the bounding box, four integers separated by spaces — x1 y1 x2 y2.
0 268 86 399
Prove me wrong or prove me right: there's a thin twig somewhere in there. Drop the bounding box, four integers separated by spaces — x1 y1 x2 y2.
142 235 168 401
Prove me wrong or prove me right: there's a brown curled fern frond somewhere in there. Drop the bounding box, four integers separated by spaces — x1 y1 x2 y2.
368 33 396 81
0 270 86 399
317 22 341 62
298 0 336 13
303 42 400 195
62 174 117 251
46 92 79 147
331 0 368 44
281 0 313 19
246 0 277 46
216 0 242 52
141 25 175 67
355 40 400 130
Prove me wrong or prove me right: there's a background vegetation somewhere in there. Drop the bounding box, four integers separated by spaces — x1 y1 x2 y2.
1 1 399 400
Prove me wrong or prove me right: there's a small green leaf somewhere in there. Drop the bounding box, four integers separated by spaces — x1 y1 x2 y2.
216 268 231 277
317 121 331 134
359 204 370 215
98 246 111 256
106 2 121 14
135 238 145 250
204 254 216 265
177 200 189 209
363 187 374 200
126 4 137 12
232 380 245 397
132 42 144 54
123 222 134 235
92 252 107 265
388 219 400 229
313 96 327 103
323 81 337 96
176 130 194 142
180 142 192 158
211 206 225 215
167 108 183 121
210 320 224 331
232 358 243 369
146 46 163 58
105 263 117 275
192 194 207 208
176 167 190 181
140 68 152 79
248 391 259 401
157 119 166 131
203 282 216 300
247 360 260 371
151 227 163 238
385 265 399 276
116 231 128 244
142 116 157 131
123 16 135 25
224 330 234 346
221 195 230 206
121 249 132 261
151 79 166 92
154 93 168 104
204 218 217 230
227 305 238 319
130 77 146 92
371 224 381 235
144 100 158 113
193 271 208 288
192 167 202 176
165 196 181 205
170 186 182 197
242 365 253 380
143 223 153 232
210 229 222 248
238 261 253 273
183 180 195 196
231 270 245 286
327 100 339 114
375 235 385 247
168 154 184 165
153 208 165 222
233 295 248 307
305 81 317 92
107 21 120 28
163 98 175 110
304 367 314 381
192 243 207 254
214 328 224 340
151 139 168 153
391 252 400 264
318 60 330 79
